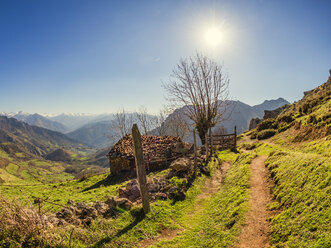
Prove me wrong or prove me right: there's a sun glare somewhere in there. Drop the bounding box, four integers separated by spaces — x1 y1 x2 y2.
204 26 222 47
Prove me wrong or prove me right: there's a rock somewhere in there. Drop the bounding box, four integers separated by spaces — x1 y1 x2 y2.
170 157 192 172
105 197 117 208
154 192 168 200
198 164 210 176
82 217 92 226
168 186 179 194
93 202 108 215
148 183 160 193
168 188 186 201
119 179 141 202
114 197 133 210
249 118 262 130
56 208 73 221
76 202 88 210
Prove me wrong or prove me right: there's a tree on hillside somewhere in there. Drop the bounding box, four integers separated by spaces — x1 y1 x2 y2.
135 106 154 135
152 109 168 136
110 109 134 140
165 109 191 140
163 52 230 144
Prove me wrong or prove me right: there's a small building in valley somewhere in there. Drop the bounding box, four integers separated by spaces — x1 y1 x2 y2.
107 134 192 176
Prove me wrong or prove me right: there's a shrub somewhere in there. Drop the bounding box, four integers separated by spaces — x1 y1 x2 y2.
257 119 278 131
169 176 188 189
0 197 64 246
308 114 318 124
278 123 292 133
277 113 294 123
257 129 277 140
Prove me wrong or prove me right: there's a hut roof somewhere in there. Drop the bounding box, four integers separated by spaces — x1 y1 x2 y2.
108 134 191 162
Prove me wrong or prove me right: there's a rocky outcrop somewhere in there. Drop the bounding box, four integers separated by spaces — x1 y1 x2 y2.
263 105 288 119
50 196 134 227
249 118 262 130
117 152 207 204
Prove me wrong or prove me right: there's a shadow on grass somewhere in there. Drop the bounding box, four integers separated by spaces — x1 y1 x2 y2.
82 174 130 192
92 208 145 247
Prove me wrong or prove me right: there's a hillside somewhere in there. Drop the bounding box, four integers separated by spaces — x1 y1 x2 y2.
48 113 116 132
238 72 331 247
66 121 115 148
0 116 85 157
164 98 289 143
0 77 329 247
12 113 68 133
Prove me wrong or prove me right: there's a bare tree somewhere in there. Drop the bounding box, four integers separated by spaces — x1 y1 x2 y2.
163 52 230 144
135 106 153 135
152 109 168 136
166 109 192 140
110 109 134 140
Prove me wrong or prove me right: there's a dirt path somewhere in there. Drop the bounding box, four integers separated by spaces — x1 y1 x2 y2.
138 161 231 248
237 155 271 248
196 161 231 202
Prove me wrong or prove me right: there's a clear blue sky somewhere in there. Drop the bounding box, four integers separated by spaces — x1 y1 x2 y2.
0 0 330 114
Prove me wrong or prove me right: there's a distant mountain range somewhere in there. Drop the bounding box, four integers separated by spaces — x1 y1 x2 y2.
0 116 83 157
11 113 68 133
0 97 289 148
66 121 113 148
163 98 290 143
0 112 116 133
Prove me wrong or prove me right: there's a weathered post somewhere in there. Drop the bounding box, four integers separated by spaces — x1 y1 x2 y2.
234 126 237 149
132 124 150 214
205 133 209 163
209 128 213 156
193 129 197 176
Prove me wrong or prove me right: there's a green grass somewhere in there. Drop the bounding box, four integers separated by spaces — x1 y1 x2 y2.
151 152 252 248
251 139 331 248
1 150 250 247
0 148 107 186
266 151 330 247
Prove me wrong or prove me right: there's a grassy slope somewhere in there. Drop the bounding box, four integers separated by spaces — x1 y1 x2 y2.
0 147 107 186
0 150 252 248
252 142 331 248
153 152 252 248
239 75 331 247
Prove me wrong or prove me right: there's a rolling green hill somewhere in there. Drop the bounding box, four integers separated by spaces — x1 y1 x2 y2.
0 116 87 157
0 74 329 247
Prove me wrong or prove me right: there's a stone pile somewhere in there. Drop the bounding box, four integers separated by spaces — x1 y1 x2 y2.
117 153 207 203
50 197 133 227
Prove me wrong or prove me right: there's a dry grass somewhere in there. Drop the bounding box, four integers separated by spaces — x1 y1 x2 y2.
0 196 73 247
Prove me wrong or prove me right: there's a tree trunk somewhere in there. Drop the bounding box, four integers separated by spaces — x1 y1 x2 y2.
197 127 208 145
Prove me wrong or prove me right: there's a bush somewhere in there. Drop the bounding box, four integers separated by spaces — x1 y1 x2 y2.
278 123 292 133
257 119 278 131
308 114 318 124
257 129 277 140
277 113 294 123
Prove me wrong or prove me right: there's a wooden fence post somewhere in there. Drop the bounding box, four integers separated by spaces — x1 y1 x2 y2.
205 132 209 163
132 124 150 214
209 128 213 156
193 129 197 176
234 126 237 149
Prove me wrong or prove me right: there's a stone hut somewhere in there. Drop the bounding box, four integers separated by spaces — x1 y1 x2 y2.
107 134 192 176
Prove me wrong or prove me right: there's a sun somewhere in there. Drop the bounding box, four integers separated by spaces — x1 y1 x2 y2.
204 26 222 47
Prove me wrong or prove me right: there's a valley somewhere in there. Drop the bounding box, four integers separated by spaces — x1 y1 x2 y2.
0 73 329 247
1 1 330 247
